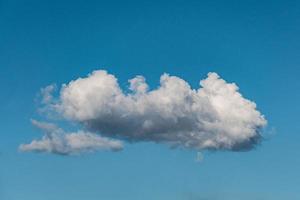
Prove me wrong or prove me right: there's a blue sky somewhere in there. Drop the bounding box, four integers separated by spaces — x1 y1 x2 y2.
1 0 300 199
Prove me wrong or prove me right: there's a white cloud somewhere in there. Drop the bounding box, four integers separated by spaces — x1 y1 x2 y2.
129 75 148 94
19 120 123 155
22 69 267 155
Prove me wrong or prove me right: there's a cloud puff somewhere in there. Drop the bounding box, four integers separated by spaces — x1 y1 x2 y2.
22 70 267 155
49 70 267 151
19 120 123 155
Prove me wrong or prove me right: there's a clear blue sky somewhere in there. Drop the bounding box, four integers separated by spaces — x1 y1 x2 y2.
1 0 300 199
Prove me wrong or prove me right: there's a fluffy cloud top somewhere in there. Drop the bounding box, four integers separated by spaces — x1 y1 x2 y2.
21 70 267 155
19 120 123 155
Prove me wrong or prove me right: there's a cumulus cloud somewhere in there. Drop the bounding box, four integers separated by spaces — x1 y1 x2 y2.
22 69 267 155
19 120 123 155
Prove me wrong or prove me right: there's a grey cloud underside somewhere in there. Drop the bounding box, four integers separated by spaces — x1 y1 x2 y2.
22 70 267 155
84 118 262 152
